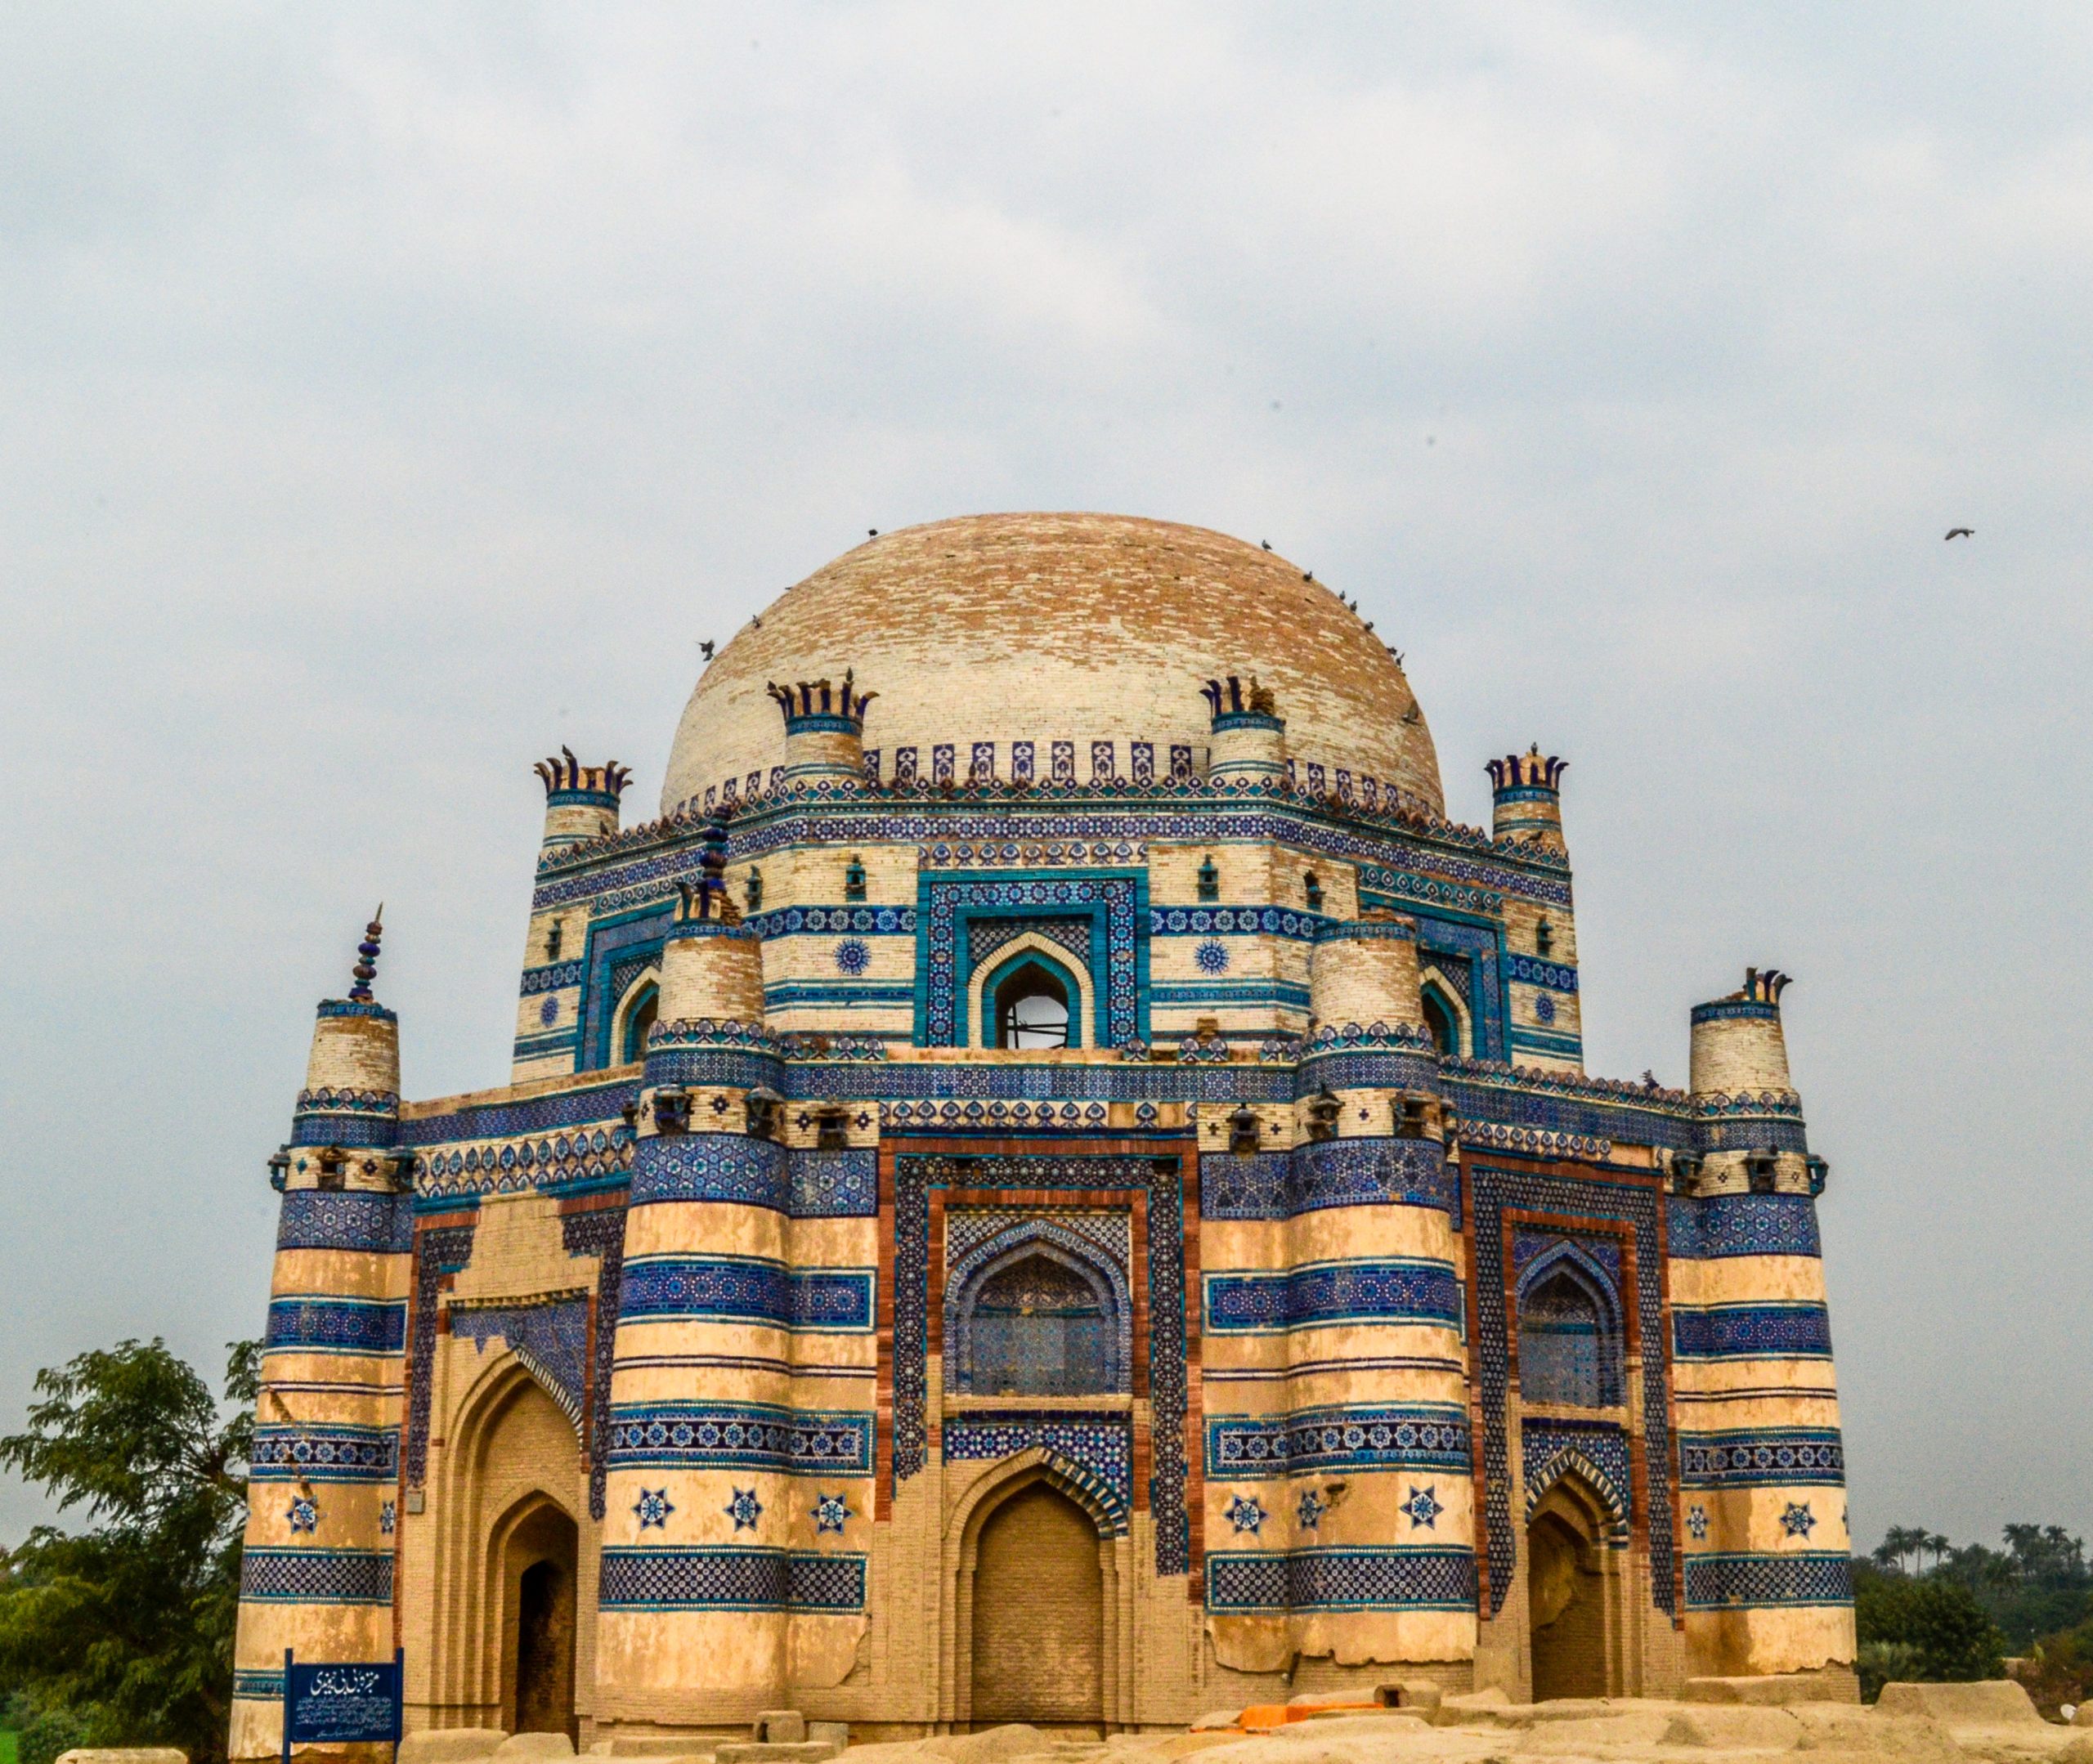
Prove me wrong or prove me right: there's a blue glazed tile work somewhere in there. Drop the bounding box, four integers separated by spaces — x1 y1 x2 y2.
1667 1193 1822 1259
788 1148 879 1217
1205 1404 1471 1479
1203 1259 1463 1333
607 1402 874 1475
249 1424 399 1483
1470 1165 1675 1618
451 1299 591 1422
1683 1552 1853 1609
918 871 1147 1049
404 1219 476 1489
238 1547 395 1605
630 1134 790 1210
890 1149 1191 1575
618 1256 876 1332
265 1296 406 1357
1205 1547 1476 1613
598 1547 867 1611
1673 1304 1834 1360
560 1204 625 1520
276 1190 414 1254
1678 1428 1844 1489
1522 1420 1632 1533
943 1411 1133 1532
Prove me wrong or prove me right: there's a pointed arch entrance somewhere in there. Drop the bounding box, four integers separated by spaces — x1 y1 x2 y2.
948 1453 1125 1732
1526 1471 1623 1700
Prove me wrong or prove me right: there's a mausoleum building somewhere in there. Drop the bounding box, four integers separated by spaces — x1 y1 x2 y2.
230 513 1854 1749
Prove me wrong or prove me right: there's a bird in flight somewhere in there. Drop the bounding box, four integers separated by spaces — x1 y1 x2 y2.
1944 527 1974 540
698 640 715 661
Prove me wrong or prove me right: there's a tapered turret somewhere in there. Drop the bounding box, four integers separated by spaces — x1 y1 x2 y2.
536 749 630 853
1673 967 1853 1681
1203 674 1288 786
769 673 876 790
230 915 414 1760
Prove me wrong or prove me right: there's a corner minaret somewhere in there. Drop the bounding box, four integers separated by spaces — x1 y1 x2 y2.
594 814 796 1727
1486 745 1567 852
1487 748 1583 1073
1202 674 1287 786
1673 967 1854 1684
535 748 631 853
769 671 876 788
229 913 414 1761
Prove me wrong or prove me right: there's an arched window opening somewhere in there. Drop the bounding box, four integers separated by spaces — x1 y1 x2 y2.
619 983 659 1064
844 856 867 902
1421 987 1459 1058
1303 871 1324 912
746 866 764 912
1518 1265 1621 1408
997 963 1070 1050
1197 856 1220 902
968 1252 1112 1395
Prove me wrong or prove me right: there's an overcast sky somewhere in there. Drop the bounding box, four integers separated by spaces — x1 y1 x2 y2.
4 3 2088 1553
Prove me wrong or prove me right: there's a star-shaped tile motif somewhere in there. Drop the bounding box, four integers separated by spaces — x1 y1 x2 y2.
1224 1493 1266 1536
633 1488 675 1530
379 1501 396 1537
1401 1485 1443 1530
1687 1503 1710 1541
811 1493 851 1535
285 1496 320 1534
1780 1501 1816 1539
725 1487 764 1531
1296 1490 1326 1532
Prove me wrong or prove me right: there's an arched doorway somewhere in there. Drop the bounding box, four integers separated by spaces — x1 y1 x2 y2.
969 1480 1104 1729
504 1502 578 1741
1526 1480 1613 1701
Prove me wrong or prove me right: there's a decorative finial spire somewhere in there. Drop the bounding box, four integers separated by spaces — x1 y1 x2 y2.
348 907 383 1002
766 672 877 728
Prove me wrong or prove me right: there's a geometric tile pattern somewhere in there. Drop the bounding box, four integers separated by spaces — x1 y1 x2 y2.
944 1219 1133 1396
276 1191 414 1254
1522 1420 1632 1535
249 1424 399 1483
264 1297 406 1356
1469 1164 1675 1618
918 873 1145 1048
405 1219 477 1489
1203 1259 1463 1332
1672 1304 1833 1360
596 1546 867 1611
607 1403 875 1475
237 1547 396 1605
1204 1404 1471 1479
788 1148 879 1218
1682 1551 1854 1609
630 1134 789 1209
1678 1428 1845 1489
942 1411 1132 1532
560 1203 625 1521
1667 1192 1822 1260
1200 1140 1460 1222
617 1256 876 1332
450 1299 591 1424
1204 1547 1477 1612
890 1150 1190 1575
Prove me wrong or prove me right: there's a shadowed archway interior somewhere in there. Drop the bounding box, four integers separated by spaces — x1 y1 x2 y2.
968 1480 1104 1729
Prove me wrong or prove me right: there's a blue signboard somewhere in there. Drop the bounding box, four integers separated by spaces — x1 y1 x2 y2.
283 1649 402 1760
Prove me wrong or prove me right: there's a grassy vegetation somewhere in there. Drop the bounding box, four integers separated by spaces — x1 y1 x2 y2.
0 1727 20 1764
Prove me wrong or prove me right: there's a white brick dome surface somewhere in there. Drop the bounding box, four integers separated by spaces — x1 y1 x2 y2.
661 512 1441 817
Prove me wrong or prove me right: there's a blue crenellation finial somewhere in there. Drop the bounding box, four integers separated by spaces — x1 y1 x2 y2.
347 907 383 1001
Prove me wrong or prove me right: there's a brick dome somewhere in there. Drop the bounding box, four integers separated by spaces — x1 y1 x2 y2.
660 511 1441 817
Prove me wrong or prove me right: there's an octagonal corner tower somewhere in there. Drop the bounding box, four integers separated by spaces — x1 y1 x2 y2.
660 511 1444 822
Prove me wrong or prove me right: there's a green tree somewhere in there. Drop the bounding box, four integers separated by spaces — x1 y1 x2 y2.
1856 1572 2007 1686
0 1338 258 1764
